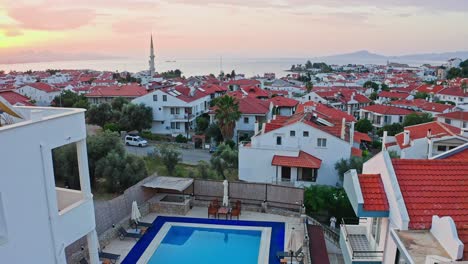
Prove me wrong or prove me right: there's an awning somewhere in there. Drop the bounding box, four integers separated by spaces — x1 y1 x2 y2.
143 176 193 192
272 151 322 169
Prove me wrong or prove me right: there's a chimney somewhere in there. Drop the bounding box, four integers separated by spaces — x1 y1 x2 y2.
273 115 277 120
341 118 346 140
189 86 196 97
349 121 355 145
254 121 259 135
382 131 388 151
403 130 410 146
427 128 432 138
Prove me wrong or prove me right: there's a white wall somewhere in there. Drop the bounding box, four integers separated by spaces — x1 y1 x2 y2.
16 85 60 106
0 107 98 264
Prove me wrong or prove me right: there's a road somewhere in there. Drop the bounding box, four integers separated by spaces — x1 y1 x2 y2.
125 145 212 165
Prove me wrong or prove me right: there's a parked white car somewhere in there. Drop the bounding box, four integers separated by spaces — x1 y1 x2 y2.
125 135 148 147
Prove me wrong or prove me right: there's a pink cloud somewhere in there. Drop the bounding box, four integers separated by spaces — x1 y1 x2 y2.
8 6 95 30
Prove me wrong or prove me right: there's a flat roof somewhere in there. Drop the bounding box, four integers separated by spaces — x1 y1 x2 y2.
143 176 193 192
394 230 451 264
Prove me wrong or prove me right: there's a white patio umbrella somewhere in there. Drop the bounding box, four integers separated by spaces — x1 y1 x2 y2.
222 180 229 207
287 227 301 263
131 201 141 226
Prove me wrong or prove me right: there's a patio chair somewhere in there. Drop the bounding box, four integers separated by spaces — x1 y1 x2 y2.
276 247 303 259
235 200 242 215
230 207 240 220
211 199 220 209
117 227 142 240
132 220 153 229
208 205 218 218
99 251 120 264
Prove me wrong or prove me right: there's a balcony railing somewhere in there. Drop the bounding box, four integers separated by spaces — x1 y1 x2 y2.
341 218 383 262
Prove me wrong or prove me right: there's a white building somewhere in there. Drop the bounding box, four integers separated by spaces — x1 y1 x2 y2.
0 103 100 263
360 105 414 128
133 84 225 136
16 82 61 106
437 111 468 129
239 111 356 187
385 121 468 159
340 150 467 264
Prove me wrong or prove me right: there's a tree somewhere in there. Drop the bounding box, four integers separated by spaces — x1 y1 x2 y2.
196 161 212 179
87 103 113 127
414 92 429 100
369 92 378 100
355 118 373 133
335 156 370 181
305 60 313 69
214 96 241 141
210 143 238 179
381 83 390 92
377 123 403 136
363 81 379 91
402 113 433 127
111 97 129 112
195 116 209 134
304 185 355 221
119 103 153 132
230 70 236 79
305 81 313 93
159 144 181 175
447 67 462 79
206 123 223 143
52 90 88 108
95 151 147 193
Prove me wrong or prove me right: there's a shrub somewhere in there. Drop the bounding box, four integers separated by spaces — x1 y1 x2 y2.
175 134 188 143
103 122 121 132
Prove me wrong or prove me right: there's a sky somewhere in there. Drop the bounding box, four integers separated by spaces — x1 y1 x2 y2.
0 0 468 62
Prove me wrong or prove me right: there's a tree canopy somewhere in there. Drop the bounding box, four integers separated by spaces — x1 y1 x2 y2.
119 103 153 132
159 144 182 175
402 113 433 127
52 90 89 109
210 143 238 179
355 118 373 133
214 96 241 141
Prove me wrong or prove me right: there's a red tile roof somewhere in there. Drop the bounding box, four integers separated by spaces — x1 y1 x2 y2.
390 99 454 114
354 131 372 143
269 96 298 107
391 159 468 260
394 121 462 149
238 97 270 115
361 104 414 115
415 84 445 94
0 90 34 106
351 147 363 157
272 151 322 169
358 174 389 212
296 102 355 122
438 86 467 97
25 82 60 93
437 111 468 122
378 91 410 99
447 148 468 160
85 84 147 98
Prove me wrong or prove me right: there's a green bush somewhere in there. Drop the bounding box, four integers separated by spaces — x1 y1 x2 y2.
304 185 356 222
103 122 121 132
175 134 188 143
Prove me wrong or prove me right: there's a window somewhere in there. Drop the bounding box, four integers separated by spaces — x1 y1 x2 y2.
290 130 296 137
171 122 176 129
153 95 158 101
176 122 180 129
163 95 167 101
244 117 249 124
317 138 327 147
437 145 447 152
445 118 452 125
300 168 317 182
463 122 467 128
371 218 381 245
170 108 175 115
449 146 457 150
399 116 403 123
276 136 282 145
303 131 309 137
176 108 180 114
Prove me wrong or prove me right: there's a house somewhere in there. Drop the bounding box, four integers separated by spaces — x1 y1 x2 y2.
132 85 212 136
16 82 61 106
437 110 468 129
0 103 100 263
377 91 413 104
225 79 261 91
341 151 467 264
360 105 414 128
436 86 468 106
209 96 271 142
0 90 34 106
385 121 468 159
301 90 371 118
389 99 454 115
269 96 298 116
239 110 356 187
85 84 148 104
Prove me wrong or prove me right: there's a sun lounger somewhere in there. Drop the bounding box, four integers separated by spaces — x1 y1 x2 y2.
117 227 142 240
276 247 303 258
99 251 120 264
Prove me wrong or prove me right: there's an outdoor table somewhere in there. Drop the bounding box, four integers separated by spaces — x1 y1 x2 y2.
217 207 230 219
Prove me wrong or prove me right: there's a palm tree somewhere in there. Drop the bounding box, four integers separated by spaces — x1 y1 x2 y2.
214 96 241 141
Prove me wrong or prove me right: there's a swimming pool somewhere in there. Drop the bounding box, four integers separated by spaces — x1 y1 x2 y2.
122 216 285 264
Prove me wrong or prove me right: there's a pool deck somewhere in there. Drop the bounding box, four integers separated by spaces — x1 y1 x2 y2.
101 206 304 264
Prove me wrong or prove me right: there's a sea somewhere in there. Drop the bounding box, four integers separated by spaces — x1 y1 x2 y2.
0 57 444 78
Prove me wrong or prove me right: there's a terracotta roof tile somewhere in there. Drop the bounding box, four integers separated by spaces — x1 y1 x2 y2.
361 104 414 115
394 121 462 149
437 111 468 122
358 174 389 212
272 151 322 168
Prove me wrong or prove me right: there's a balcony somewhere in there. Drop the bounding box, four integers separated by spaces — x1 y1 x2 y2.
339 219 383 264
56 187 83 213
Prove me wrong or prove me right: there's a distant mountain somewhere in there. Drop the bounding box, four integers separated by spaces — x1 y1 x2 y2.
312 50 468 66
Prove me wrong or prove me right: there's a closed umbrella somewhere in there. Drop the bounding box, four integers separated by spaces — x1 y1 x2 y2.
287 228 301 264
222 180 229 207
131 201 141 226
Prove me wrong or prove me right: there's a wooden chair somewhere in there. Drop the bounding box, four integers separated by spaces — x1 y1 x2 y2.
212 199 220 208
230 208 240 220
208 205 217 218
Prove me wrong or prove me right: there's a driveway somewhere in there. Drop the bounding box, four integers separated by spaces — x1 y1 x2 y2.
125 145 212 165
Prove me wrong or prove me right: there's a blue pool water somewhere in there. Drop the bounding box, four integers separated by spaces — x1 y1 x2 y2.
148 226 262 264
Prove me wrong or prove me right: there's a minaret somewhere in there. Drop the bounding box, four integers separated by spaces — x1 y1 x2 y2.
149 34 155 77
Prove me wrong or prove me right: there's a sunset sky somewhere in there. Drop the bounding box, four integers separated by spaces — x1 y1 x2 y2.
1 0 468 62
